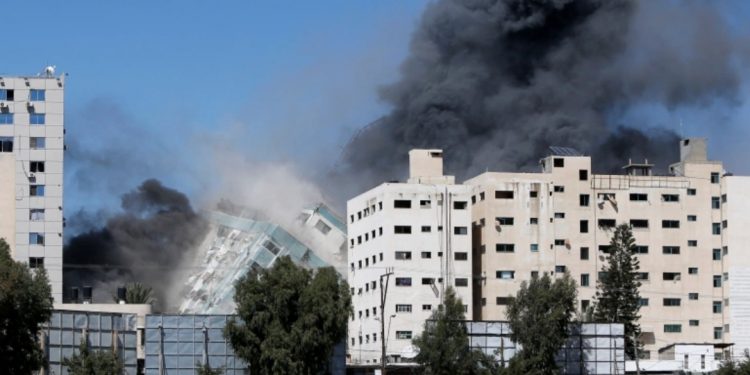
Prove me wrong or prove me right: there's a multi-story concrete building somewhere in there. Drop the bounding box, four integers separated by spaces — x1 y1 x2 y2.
0 72 65 301
467 138 744 360
347 150 473 365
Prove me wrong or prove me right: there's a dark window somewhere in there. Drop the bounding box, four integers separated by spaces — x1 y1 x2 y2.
495 190 514 199
30 185 45 197
689 320 699 327
634 245 648 254
636 272 649 281
663 272 681 281
630 219 649 228
664 324 682 333
662 194 679 202
689 293 699 300
599 245 611 254
688 267 698 274
662 220 680 229
554 212 565 219
554 239 566 246
687 188 696 196
496 270 515 279
688 240 697 247
687 215 697 222
453 201 467 210
713 249 721 261
421 252 431 259
663 246 680 255
580 274 590 287
394 226 412 234
0 137 13 152
496 297 511 305
580 247 589 260
554 185 565 193
714 327 723 339
0 89 14 101
529 218 538 224
580 220 589 233
530 244 539 252
455 278 468 287
496 244 515 253
479 192 485 200
639 298 649 307
421 226 431 233
713 301 722 313
581 299 590 311
630 193 648 201
579 194 590 207
555 265 566 273
663 298 681 306
454 252 468 261
711 172 720 184
553 158 564 167
722 194 727 203
598 219 616 229
394 200 411 208
419 200 431 208
454 226 468 235
395 278 412 286
529 191 538 198
29 233 44 245
713 275 722 288
579 169 588 181
496 217 514 225
29 257 44 269
395 251 412 260
712 223 721 235
712 197 721 209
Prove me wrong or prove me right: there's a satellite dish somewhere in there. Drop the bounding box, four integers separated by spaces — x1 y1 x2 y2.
44 65 56 77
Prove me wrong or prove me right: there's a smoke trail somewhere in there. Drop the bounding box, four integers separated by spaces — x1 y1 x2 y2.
63 179 209 309
334 0 746 195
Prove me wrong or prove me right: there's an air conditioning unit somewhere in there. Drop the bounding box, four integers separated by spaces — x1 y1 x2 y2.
26 101 34 108
0 102 7 108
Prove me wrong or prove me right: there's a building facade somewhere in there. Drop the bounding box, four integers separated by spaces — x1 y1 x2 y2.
347 150 473 365
0 73 65 301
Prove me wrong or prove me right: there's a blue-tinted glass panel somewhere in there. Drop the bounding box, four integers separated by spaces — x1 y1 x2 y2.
0 113 13 124
30 113 45 125
30 89 46 101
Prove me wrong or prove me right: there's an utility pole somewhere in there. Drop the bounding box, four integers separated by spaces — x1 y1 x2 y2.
632 332 641 375
380 268 394 375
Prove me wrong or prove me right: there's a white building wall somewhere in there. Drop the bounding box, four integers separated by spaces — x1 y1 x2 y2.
724 176 750 358
0 75 65 301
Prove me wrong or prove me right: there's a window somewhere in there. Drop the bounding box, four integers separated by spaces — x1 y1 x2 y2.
711 172 720 184
453 201 467 209
455 278 468 287
579 194 590 207
29 257 44 269
663 298 681 306
581 300 590 311
419 200 431 208
0 113 14 124
0 136 12 152
454 252 468 261
496 217 514 225
636 272 649 281
712 223 721 235
599 245 611 254
529 191 538 198
496 244 515 253
722 194 728 203
394 225 411 234
555 265 566 273
723 246 729 255
554 212 565 219
638 298 649 307
379 253 383 261
714 327 723 340
662 194 679 202
421 251 431 259
531 271 539 278
554 239 565 246
0 89 15 101
712 197 721 209
495 190 514 199
664 324 682 333
395 278 412 286
554 185 565 193
30 89 45 101
29 233 45 245
580 274 590 287
634 245 648 254
395 304 412 313
579 220 589 233
686 241 697 248
394 199 411 208
723 220 728 229
29 209 44 221
496 270 515 279
30 113 45 125
479 192 485 201
529 217 538 224
530 244 539 252
630 193 648 201
663 272 681 281
689 293 699 300
395 251 412 260
496 297 511 305
579 169 588 181
314 220 331 235
553 158 564 167
688 267 698 274
395 331 412 340
421 278 434 285
598 219 616 229
713 249 722 261
30 185 45 197
662 246 680 255
421 226 431 233
713 301 722 313
454 226 468 235
714 275 722 288
687 215 697 222
630 219 648 228
687 188 696 195
662 220 680 228
580 247 589 260
422 304 432 311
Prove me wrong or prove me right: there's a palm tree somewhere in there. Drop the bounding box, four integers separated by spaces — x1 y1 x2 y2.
112 282 156 304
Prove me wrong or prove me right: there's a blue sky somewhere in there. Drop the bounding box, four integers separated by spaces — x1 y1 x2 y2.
2 1 430 215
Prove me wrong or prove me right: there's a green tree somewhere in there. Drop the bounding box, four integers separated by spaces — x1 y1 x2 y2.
0 238 53 373
504 272 577 374
224 256 351 375
715 354 750 375
196 362 225 375
413 287 498 375
593 223 642 359
62 339 123 375
112 282 156 304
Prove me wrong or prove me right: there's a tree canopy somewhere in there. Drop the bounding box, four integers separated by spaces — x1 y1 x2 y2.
0 238 53 373
62 339 123 375
505 272 577 374
593 223 642 359
224 256 351 375
413 287 497 375
112 282 156 304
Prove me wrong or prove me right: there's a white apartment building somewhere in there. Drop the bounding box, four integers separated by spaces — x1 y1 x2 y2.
467 138 747 360
0 73 65 301
347 150 473 365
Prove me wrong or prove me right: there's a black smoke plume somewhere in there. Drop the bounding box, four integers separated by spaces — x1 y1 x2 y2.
63 179 209 309
334 0 745 195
